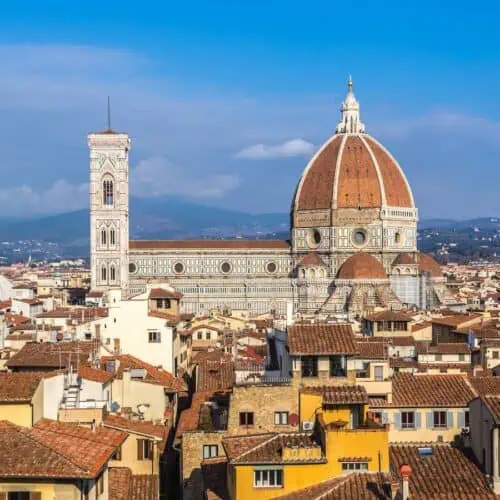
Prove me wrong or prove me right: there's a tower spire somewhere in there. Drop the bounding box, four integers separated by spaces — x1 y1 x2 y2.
336 76 365 134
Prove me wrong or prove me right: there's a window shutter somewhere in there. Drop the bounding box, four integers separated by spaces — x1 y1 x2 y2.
447 411 454 428
137 439 144 460
426 412 433 429
30 494 42 500
394 412 401 429
149 440 154 459
381 412 389 425
458 410 465 428
415 411 421 429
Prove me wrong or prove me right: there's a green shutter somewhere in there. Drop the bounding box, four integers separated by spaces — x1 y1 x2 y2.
394 412 401 429
426 412 433 428
415 411 421 429
447 411 454 428
458 410 465 428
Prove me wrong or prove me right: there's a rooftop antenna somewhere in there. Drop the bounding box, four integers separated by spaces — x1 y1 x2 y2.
107 96 112 131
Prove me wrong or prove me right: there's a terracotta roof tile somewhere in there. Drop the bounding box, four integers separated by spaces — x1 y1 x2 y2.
197 359 234 392
415 342 471 355
355 340 387 359
104 415 166 440
392 253 417 266
363 310 411 322
272 473 390 500
482 395 500 424
302 385 368 405
223 432 324 465
432 313 482 328
0 419 124 479
149 287 183 300
417 252 443 278
100 354 187 391
469 376 500 396
78 365 114 384
390 443 494 499
6 341 94 369
336 253 387 280
288 324 357 355
0 371 44 402
299 252 326 267
391 373 476 407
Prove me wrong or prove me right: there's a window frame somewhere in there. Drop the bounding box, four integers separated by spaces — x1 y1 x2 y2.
329 355 347 377
239 411 254 427
341 462 369 473
253 468 283 489
301 356 318 377
148 331 161 343
274 411 289 425
203 444 219 459
433 410 447 428
103 178 114 206
401 411 415 429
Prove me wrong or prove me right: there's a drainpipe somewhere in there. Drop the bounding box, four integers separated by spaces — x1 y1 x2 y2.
493 426 500 493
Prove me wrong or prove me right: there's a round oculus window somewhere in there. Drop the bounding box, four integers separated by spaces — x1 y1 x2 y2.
221 262 232 274
128 262 137 274
306 229 322 249
353 229 367 246
173 262 184 274
266 262 277 273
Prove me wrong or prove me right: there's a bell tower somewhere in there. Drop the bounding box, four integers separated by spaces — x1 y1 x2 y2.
88 120 131 291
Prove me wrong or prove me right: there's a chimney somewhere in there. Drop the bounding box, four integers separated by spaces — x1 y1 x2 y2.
91 419 96 432
400 464 412 500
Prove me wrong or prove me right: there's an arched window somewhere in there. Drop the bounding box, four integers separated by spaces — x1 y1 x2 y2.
110 265 116 282
110 229 116 245
101 265 107 282
101 229 107 246
103 179 114 206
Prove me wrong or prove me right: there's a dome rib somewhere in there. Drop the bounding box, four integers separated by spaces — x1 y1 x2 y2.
364 136 414 208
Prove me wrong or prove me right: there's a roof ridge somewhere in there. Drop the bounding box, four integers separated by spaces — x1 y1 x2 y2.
232 434 279 462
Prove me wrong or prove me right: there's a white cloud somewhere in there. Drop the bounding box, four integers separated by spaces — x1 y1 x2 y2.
131 157 240 198
0 180 89 217
377 110 500 147
234 138 315 159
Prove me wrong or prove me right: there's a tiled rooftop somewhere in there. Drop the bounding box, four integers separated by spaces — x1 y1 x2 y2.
391 373 476 408
288 324 357 356
6 341 94 369
390 443 494 499
0 371 44 402
302 385 369 405
223 432 324 465
104 415 166 440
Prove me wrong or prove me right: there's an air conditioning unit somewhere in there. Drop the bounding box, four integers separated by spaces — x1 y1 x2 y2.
302 421 314 431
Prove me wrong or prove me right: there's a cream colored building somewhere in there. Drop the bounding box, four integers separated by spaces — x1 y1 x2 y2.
89 79 454 317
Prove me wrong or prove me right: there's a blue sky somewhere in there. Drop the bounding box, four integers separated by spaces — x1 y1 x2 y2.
0 0 499 218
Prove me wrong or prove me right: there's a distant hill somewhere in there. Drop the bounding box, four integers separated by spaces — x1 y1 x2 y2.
0 201 498 262
0 196 289 245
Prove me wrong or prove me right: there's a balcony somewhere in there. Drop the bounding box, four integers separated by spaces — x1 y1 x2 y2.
58 400 107 424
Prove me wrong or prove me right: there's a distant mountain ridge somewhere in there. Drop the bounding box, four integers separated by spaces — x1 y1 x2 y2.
0 197 497 247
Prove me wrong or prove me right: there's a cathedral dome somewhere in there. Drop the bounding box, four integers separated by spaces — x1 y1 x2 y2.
336 252 387 280
292 78 415 226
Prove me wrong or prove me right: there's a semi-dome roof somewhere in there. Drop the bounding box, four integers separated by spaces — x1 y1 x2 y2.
292 79 414 217
336 252 387 280
391 252 442 277
417 252 442 278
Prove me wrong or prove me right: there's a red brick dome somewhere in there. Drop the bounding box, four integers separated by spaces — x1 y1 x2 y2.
336 253 387 280
293 134 414 214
